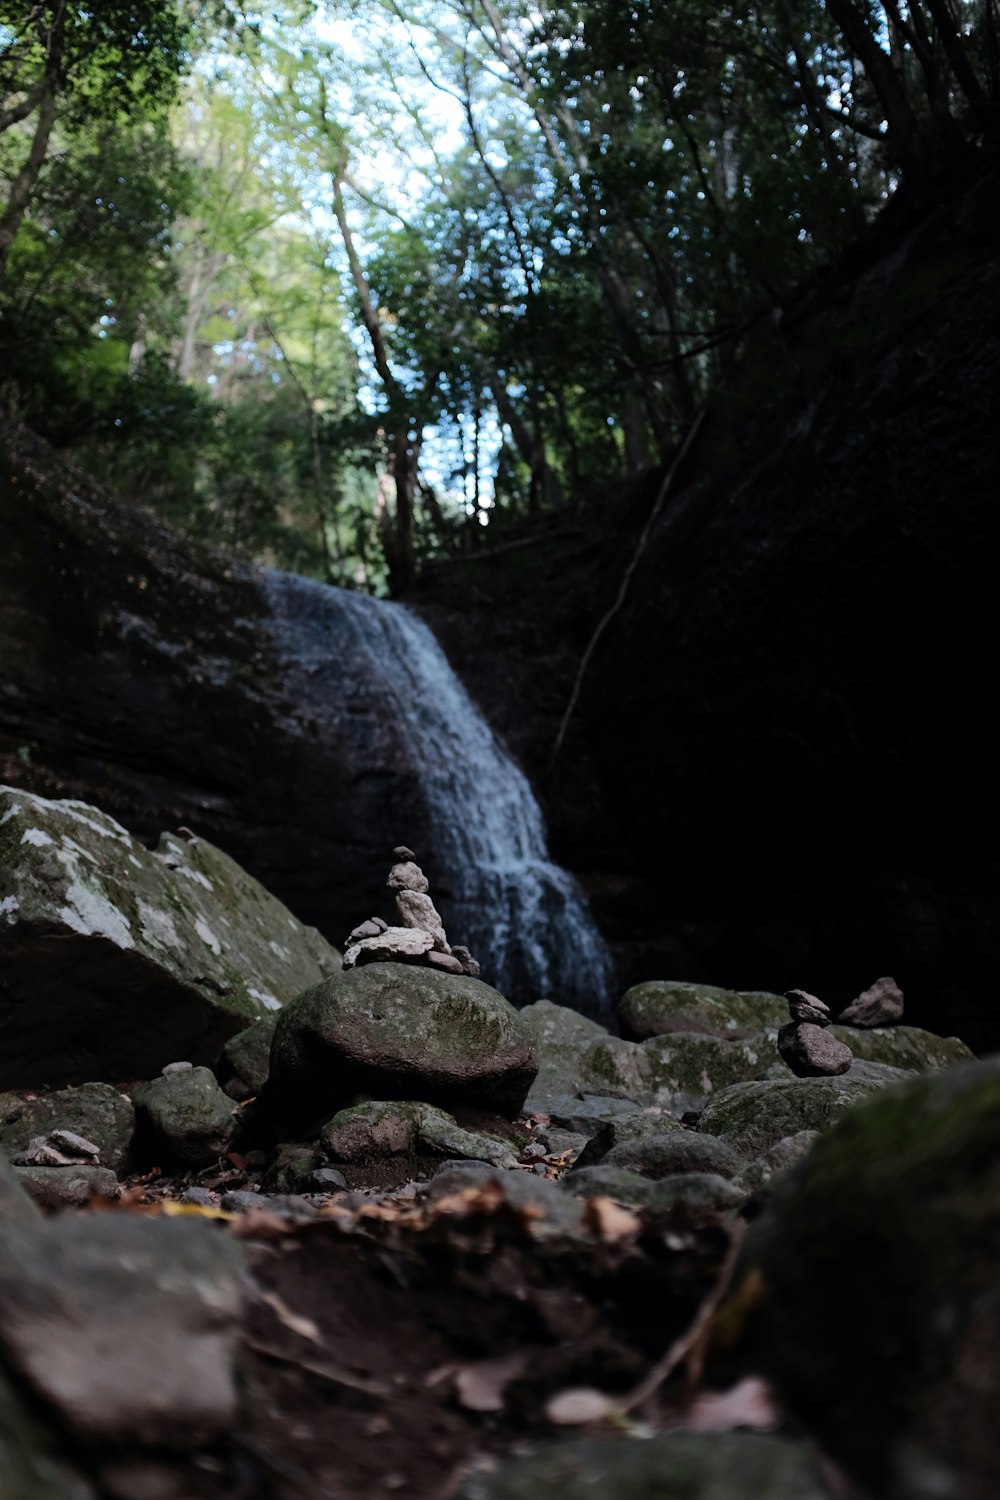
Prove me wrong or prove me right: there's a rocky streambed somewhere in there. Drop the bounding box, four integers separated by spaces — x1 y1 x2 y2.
0 785 995 1499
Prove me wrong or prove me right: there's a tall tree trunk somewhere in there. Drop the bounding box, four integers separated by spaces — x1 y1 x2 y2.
0 85 56 279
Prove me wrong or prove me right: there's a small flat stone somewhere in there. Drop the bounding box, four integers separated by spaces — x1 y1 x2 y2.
346 919 386 945
451 945 481 977
179 1186 218 1207
427 950 465 974
48 1130 101 1159
778 1022 854 1078
342 926 435 970
161 1062 194 1076
393 846 416 861
784 990 831 1027
838 976 904 1028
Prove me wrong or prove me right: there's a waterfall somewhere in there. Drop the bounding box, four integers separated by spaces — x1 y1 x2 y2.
263 572 614 1017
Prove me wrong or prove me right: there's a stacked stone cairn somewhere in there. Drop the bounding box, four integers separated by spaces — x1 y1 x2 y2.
341 847 481 978
777 976 906 1077
777 990 854 1077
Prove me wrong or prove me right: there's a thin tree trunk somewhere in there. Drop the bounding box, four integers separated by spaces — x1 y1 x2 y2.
0 85 56 279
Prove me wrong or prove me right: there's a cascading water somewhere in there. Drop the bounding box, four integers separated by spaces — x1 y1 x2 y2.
263 571 614 1017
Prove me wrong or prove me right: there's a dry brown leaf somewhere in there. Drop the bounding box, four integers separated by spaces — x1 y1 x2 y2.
156 1200 234 1221
257 1288 322 1343
545 1388 618 1425
228 1209 297 1239
583 1196 641 1241
684 1376 781 1433
454 1352 530 1413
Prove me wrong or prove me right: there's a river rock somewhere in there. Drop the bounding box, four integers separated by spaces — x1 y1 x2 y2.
0 1148 41 1224
837 975 905 1027
747 1057 1000 1499
456 1431 834 1499
827 1022 972 1072
395 889 451 953
619 982 787 1041
132 1067 236 1169
342 925 435 970
777 1022 853 1077
530 1094 646 1138
0 787 341 1089
387 857 429 893
733 1130 820 1198
214 1013 278 1099
785 990 831 1026
698 1065 908 1160
265 963 538 1125
0 1216 243 1447
564 1165 746 1218
0 1083 135 1171
321 1099 518 1185
642 1030 777 1113
12 1163 119 1208
602 1131 744 1180
572 1108 683 1166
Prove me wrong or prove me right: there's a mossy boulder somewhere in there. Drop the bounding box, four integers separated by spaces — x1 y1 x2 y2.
521 1000 648 1107
746 1057 1000 1500
0 787 340 1088
828 1022 973 1072
572 1108 683 1167
619 981 787 1041
456 1431 834 1500
133 1067 236 1169
265 963 538 1126
214 1015 279 1100
697 1063 906 1160
321 1099 518 1186
642 1030 776 1112
733 1130 820 1199
564 1165 746 1218
0 1083 135 1172
602 1131 743 1180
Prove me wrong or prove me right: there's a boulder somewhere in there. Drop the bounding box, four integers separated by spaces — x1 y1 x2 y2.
266 963 538 1125
132 1067 236 1169
455 1431 834 1499
776 1022 853 1078
602 1132 743 1181
572 1108 683 1167
837 974 904 1027
527 1094 646 1138
747 1057 1000 1499
214 1014 278 1100
12 1164 118 1208
321 1099 518 1186
619 982 787 1041
827 1022 972 1073
0 787 340 1088
0 1083 135 1171
733 1131 820 1199
0 1216 244 1447
697 1063 907 1160
642 1031 776 1113
564 1166 746 1218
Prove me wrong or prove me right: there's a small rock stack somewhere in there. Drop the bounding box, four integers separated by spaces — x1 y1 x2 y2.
341 847 481 978
777 990 854 1078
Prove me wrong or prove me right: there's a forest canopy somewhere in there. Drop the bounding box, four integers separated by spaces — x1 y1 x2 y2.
1 1 997 591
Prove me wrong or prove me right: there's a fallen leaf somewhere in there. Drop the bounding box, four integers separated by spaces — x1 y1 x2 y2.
156 1200 234 1221
684 1376 781 1433
545 1387 618 1425
454 1352 529 1412
583 1196 641 1241
226 1151 247 1170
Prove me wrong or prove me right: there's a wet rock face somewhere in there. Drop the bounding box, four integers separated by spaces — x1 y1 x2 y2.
0 431 433 954
0 786 340 1088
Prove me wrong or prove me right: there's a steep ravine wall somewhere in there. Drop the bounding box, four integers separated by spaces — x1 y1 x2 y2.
415 159 1000 1051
